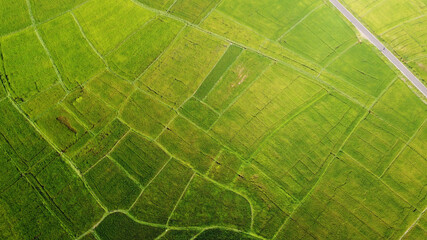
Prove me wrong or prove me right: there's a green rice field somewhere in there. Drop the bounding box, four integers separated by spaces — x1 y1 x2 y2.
0 0 426 239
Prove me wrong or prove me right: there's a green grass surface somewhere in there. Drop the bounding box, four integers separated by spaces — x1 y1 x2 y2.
0 0 426 239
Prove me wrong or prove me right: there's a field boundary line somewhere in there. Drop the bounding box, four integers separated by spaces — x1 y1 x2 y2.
276 3 324 42
128 157 173 210
166 173 196 226
25 0 68 93
379 14 427 36
399 207 427 240
198 0 225 25
379 119 426 178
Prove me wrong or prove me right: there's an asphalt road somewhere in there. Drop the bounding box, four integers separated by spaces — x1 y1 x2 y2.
329 0 427 98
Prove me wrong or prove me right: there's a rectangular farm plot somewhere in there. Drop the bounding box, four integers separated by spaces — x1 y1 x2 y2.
178 97 219 130
130 158 194 224
0 177 71 239
381 123 427 209
29 0 86 22
0 99 51 171
372 80 427 137
31 153 105 236
276 155 419 240
119 90 176 138
20 84 66 120
217 0 322 39
63 87 115 134
85 157 141 211
138 27 228 107
342 113 407 176
326 43 396 98
204 50 272 112
39 13 104 89
168 0 221 24
1 29 58 102
194 44 243 100
72 119 129 172
108 16 184 80
109 132 170 186
0 0 31 35
136 0 175 11
168 175 252 231
279 5 357 64
84 71 134 109
158 116 222 173
210 63 326 156
35 105 92 154
207 150 243 185
73 0 155 55
252 94 364 200
232 164 298 238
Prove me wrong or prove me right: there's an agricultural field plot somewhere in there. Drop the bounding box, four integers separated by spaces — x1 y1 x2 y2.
0 0 426 240
341 0 427 83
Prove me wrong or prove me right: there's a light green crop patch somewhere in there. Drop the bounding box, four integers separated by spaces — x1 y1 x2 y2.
276 155 420 239
207 150 242 185
119 90 176 138
108 16 184 80
35 105 92 154
0 0 31 36
39 13 104 89
168 175 252 230
280 5 357 64
210 62 326 156
74 0 155 55
218 0 322 39
20 84 66 120
84 71 134 109
179 97 219 130
158 116 222 173
168 0 221 24
342 113 407 176
29 0 86 22
138 27 228 107
372 80 427 137
130 158 194 224
326 43 396 98
0 99 51 170
381 122 427 209
1 29 58 102
253 93 364 200
31 152 105 236
95 212 165 240
204 50 272 112
72 119 129 172
135 0 175 11
110 132 170 186
63 87 115 134
85 157 141 210
232 164 298 238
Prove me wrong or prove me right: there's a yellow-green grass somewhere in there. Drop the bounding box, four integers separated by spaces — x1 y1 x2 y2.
168 175 252 230
109 132 171 186
168 0 221 24
1 29 58 102
0 0 31 36
85 157 141 210
73 0 155 55
276 154 420 240
107 16 184 80
29 0 86 22
138 27 228 107
130 158 194 224
217 0 322 39
38 13 104 89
